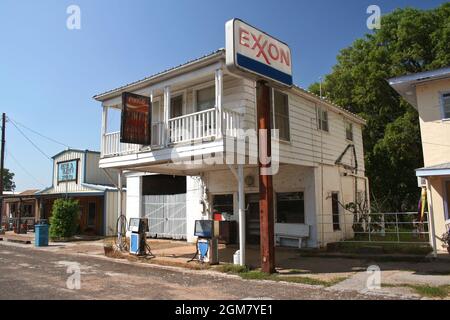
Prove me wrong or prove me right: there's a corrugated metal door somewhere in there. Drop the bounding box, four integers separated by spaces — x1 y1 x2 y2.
143 194 186 239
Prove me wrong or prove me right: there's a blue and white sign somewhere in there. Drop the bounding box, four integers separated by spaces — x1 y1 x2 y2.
225 18 293 87
57 160 78 183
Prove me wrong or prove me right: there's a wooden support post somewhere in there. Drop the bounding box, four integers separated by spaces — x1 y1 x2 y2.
256 81 275 274
0 113 5 227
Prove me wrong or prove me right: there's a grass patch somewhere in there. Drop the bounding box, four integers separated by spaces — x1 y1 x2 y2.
215 264 249 274
217 264 347 287
382 283 450 298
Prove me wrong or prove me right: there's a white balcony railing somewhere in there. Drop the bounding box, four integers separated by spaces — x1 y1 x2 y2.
101 108 242 157
168 108 217 143
102 132 141 157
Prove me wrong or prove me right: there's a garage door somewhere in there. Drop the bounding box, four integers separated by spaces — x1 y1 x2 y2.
143 193 186 239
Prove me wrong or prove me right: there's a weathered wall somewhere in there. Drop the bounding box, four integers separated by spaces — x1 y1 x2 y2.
416 78 450 167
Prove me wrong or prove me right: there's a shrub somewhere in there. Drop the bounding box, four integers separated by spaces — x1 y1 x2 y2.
49 198 80 239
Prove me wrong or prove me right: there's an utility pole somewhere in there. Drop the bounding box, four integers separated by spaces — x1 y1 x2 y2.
256 81 275 274
0 113 5 228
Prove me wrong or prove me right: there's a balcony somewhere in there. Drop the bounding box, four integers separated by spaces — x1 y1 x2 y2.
101 107 242 158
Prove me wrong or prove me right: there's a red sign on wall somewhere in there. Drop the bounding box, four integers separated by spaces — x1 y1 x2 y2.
120 92 152 145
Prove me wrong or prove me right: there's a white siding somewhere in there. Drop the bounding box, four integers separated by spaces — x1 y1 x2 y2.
105 190 126 236
85 152 117 185
43 150 92 194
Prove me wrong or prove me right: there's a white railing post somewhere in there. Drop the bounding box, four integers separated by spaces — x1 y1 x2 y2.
101 105 108 157
215 68 223 138
164 86 171 146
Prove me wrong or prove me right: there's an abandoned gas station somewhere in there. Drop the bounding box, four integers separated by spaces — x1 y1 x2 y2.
94 19 368 271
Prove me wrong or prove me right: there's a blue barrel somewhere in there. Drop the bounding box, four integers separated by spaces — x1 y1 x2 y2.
35 223 49 247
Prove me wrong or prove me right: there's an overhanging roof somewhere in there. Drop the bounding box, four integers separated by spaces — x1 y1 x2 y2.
416 162 450 177
388 67 450 109
93 49 366 125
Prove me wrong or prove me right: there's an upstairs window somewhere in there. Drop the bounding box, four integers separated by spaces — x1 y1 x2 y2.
270 89 290 141
345 121 353 141
441 92 450 119
317 107 329 132
196 85 215 112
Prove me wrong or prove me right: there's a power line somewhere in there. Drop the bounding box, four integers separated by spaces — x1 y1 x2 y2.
5 147 46 187
7 118 52 160
8 117 71 148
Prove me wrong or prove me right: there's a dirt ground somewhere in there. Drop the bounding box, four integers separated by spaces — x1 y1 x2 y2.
2 231 450 299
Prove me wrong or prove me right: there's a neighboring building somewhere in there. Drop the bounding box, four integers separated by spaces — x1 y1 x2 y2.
93 49 368 248
35 149 125 236
1 189 40 230
389 66 450 251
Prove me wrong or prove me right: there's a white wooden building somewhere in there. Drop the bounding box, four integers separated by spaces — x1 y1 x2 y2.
93 49 368 251
35 149 125 236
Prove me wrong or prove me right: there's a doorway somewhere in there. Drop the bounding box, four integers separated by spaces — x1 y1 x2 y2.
246 193 260 245
142 175 187 240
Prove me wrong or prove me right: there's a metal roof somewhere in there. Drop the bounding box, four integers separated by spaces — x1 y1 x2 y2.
388 66 450 109
93 49 225 101
416 162 450 177
51 148 100 159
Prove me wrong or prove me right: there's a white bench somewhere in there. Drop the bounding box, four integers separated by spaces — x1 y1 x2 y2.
275 223 310 248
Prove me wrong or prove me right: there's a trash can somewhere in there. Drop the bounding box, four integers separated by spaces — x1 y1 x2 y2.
35 222 49 247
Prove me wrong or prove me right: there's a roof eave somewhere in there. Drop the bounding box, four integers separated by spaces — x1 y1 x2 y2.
93 50 225 102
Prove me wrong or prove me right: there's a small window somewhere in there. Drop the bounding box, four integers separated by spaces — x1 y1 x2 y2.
212 194 234 216
441 93 450 119
87 202 96 227
270 89 290 141
331 192 340 231
345 121 353 141
170 95 183 118
196 86 215 112
317 107 329 132
276 192 305 224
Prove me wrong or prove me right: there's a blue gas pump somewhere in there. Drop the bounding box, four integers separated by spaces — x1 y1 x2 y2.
128 218 154 257
188 220 218 264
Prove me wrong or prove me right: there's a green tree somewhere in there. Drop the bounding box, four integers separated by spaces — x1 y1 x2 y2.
309 4 450 211
49 198 80 239
2 168 15 191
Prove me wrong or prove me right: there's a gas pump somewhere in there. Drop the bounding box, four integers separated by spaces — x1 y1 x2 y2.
188 220 218 264
128 218 154 257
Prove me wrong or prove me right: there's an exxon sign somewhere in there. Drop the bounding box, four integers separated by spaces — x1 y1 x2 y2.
225 18 293 87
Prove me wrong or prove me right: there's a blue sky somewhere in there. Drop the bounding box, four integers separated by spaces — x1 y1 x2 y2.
0 0 446 191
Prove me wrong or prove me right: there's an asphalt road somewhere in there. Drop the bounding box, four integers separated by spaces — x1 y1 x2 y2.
0 242 393 300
